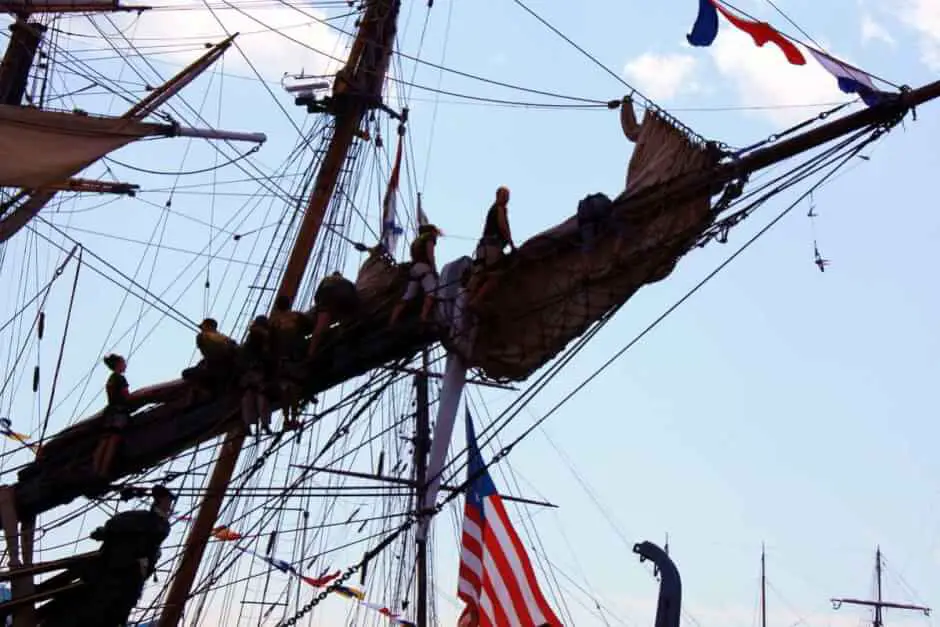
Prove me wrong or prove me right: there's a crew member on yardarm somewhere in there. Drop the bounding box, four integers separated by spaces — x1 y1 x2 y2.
307 271 358 358
240 315 274 437
389 223 442 325
91 353 131 478
195 317 239 388
468 186 515 309
269 294 309 361
268 294 309 430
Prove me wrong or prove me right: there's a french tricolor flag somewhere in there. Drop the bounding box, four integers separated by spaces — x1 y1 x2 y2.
806 48 887 107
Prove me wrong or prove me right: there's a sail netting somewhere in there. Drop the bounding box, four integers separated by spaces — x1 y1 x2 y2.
459 110 719 381
0 105 168 189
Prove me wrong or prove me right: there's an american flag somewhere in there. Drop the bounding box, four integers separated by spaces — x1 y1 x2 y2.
457 410 562 626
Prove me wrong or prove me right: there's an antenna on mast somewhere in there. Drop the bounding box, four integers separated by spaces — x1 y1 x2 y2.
761 542 767 627
830 546 931 627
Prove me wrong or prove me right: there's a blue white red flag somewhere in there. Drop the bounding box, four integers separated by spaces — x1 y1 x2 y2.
807 48 886 107
380 135 405 253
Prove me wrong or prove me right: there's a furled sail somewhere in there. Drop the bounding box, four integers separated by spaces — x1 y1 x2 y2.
0 105 168 189
457 109 720 381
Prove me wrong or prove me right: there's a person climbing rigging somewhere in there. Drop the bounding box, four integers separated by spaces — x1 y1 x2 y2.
85 485 173 625
468 186 515 309
39 485 175 626
240 315 274 437
269 294 310 361
92 353 131 478
307 271 359 358
389 224 441 325
269 295 310 430
196 317 238 388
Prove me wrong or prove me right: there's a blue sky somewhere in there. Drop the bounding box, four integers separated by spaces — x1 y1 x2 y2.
0 0 938 625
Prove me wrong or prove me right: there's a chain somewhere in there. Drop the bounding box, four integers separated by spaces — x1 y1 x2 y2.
730 102 852 157
277 442 517 626
277 516 418 626
279 562 362 626
245 434 282 477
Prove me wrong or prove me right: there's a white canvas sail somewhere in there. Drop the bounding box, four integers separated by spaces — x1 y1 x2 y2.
0 105 168 189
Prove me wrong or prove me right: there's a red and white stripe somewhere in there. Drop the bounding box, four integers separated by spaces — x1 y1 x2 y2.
458 494 561 626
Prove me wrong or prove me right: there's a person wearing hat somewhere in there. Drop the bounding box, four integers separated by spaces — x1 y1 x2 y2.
149 484 175 522
389 223 441 326
44 485 176 626
92 353 132 478
468 186 516 309
196 317 239 387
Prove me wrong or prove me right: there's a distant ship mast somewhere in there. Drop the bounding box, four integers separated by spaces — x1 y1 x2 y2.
831 546 931 627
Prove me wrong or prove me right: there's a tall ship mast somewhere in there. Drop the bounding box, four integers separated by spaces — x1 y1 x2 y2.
0 1 934 625
0 0 265 242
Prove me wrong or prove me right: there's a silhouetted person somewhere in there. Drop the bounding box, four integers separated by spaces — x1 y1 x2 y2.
307 272 358 358
40 486 173 627
390 224 441 325
92 353 130 478
240 315 273 437
468 186 515 309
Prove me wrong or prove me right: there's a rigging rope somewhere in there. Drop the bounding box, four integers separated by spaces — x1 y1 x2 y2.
37 246 82 446
0 245 79 403
504 0 704 143
270 0 612 105
104 144 261 176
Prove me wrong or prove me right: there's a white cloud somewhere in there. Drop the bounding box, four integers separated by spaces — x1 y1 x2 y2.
898 0 940 70
708 30 852 126
72 2 346 81
860 13 896 46
623 53 699 101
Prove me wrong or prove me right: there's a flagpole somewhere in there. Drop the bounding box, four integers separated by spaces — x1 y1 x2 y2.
413 349 431 627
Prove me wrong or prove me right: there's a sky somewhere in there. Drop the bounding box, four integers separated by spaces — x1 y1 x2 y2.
0 0 939 626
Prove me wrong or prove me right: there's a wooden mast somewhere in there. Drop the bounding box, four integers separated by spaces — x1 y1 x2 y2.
0 1 148 107
830 547 931 625
0 16 45 106
157 2 402 625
